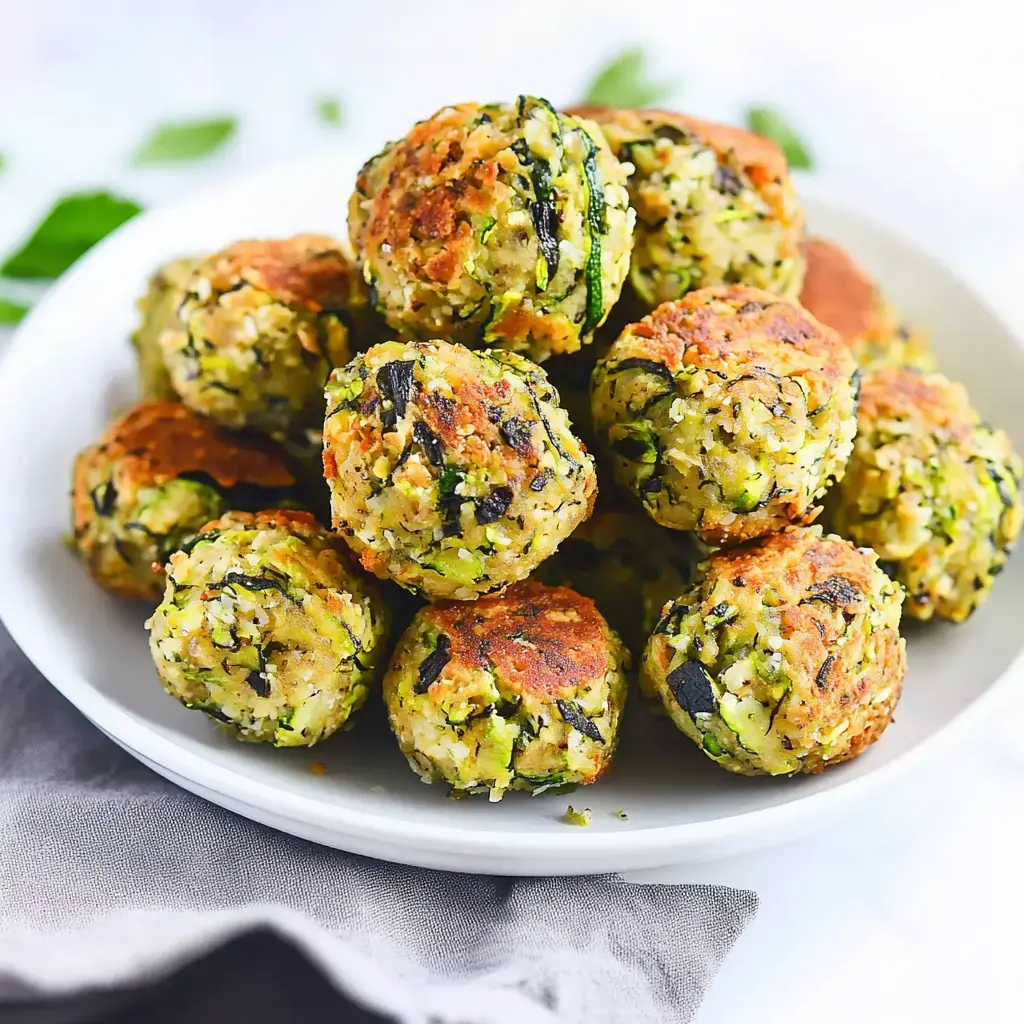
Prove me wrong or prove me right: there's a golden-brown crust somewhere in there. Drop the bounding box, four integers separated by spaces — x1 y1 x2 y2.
627 285 848 385
199 508 322 537
197 235 357 312
858 368 976 440
710 527 879 614
354 105 498 286
336 344 547 492
80 401 295 494
798 237 882 345
567 106 789 184
421 581 609 698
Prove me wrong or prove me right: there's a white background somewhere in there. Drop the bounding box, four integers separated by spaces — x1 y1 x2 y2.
1 2 1022 1020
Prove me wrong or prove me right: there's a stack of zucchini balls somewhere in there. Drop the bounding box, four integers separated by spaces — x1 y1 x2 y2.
71 96 1023 802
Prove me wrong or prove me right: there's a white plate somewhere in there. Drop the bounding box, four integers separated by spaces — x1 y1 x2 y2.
1 150 1021 876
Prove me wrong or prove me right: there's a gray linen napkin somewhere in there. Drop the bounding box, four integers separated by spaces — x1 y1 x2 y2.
0 622 757 1023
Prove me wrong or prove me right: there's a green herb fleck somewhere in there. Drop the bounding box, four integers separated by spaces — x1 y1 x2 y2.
0 297 29 325
1 192 143 279
616 810 629 820
702 732 724 756
132 117 237 166
562 805 592 827
316 97 343 127
609 423 659 464
744 107 813 170
582 48 674 109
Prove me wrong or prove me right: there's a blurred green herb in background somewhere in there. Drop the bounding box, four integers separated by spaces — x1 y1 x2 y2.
582 48 675 109
132 117 238 166
0 154 6 176
0 297 28 325
1 192 143 280
316 97 343 127
745 107 813 169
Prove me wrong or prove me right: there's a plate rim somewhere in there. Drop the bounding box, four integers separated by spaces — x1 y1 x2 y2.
0 152 1020 871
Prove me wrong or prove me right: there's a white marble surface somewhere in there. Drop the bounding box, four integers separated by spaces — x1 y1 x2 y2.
1 2 1022 1020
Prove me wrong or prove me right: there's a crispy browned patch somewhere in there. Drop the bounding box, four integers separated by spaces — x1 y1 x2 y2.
420 376 514 459
355 105 495 281
199 508 321 537
568 106 789 184
79 401 294 493
799 237 882 346
859 368 976 440
423 581 609 698
624 285 848 382
197 235 359 311
357 342 543 480
706 526 878 606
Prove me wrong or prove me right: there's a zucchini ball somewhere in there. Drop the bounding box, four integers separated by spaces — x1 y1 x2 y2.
591 285 859 545
799 236 933 372
831 369 1023 621
348 96 634 361
384 581 629 800
642 526 906 776
132 255 199 400
160 235 369 434
147 509 388 746
323 339 597 600
535 498 704 654
569 107 804 309
72 401 295 600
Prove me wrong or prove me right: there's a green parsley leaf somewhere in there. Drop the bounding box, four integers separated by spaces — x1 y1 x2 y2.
316 97 343 127
582 48 674 109
1 191 143 279
0 297 29 325
744 107 814 170
132 117 237 166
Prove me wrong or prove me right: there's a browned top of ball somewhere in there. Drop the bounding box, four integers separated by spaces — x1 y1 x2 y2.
567 106 789 187
709 526 878 611
200 508 322 538
422 581 610 698
624 285 849 383
353 105 503 286
799 236 881 345
858 368 976 441
196 235 358 311
87 401 295 489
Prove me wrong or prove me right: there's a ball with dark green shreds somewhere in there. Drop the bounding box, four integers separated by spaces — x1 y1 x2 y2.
568 106 805 310
591 285 859 545
147 510 388 746
641 526 906 776
348 96 634 361
384 581 629 800
323 339 597 601
830 368 1023 621
72 401 296 600
160 235 368 435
